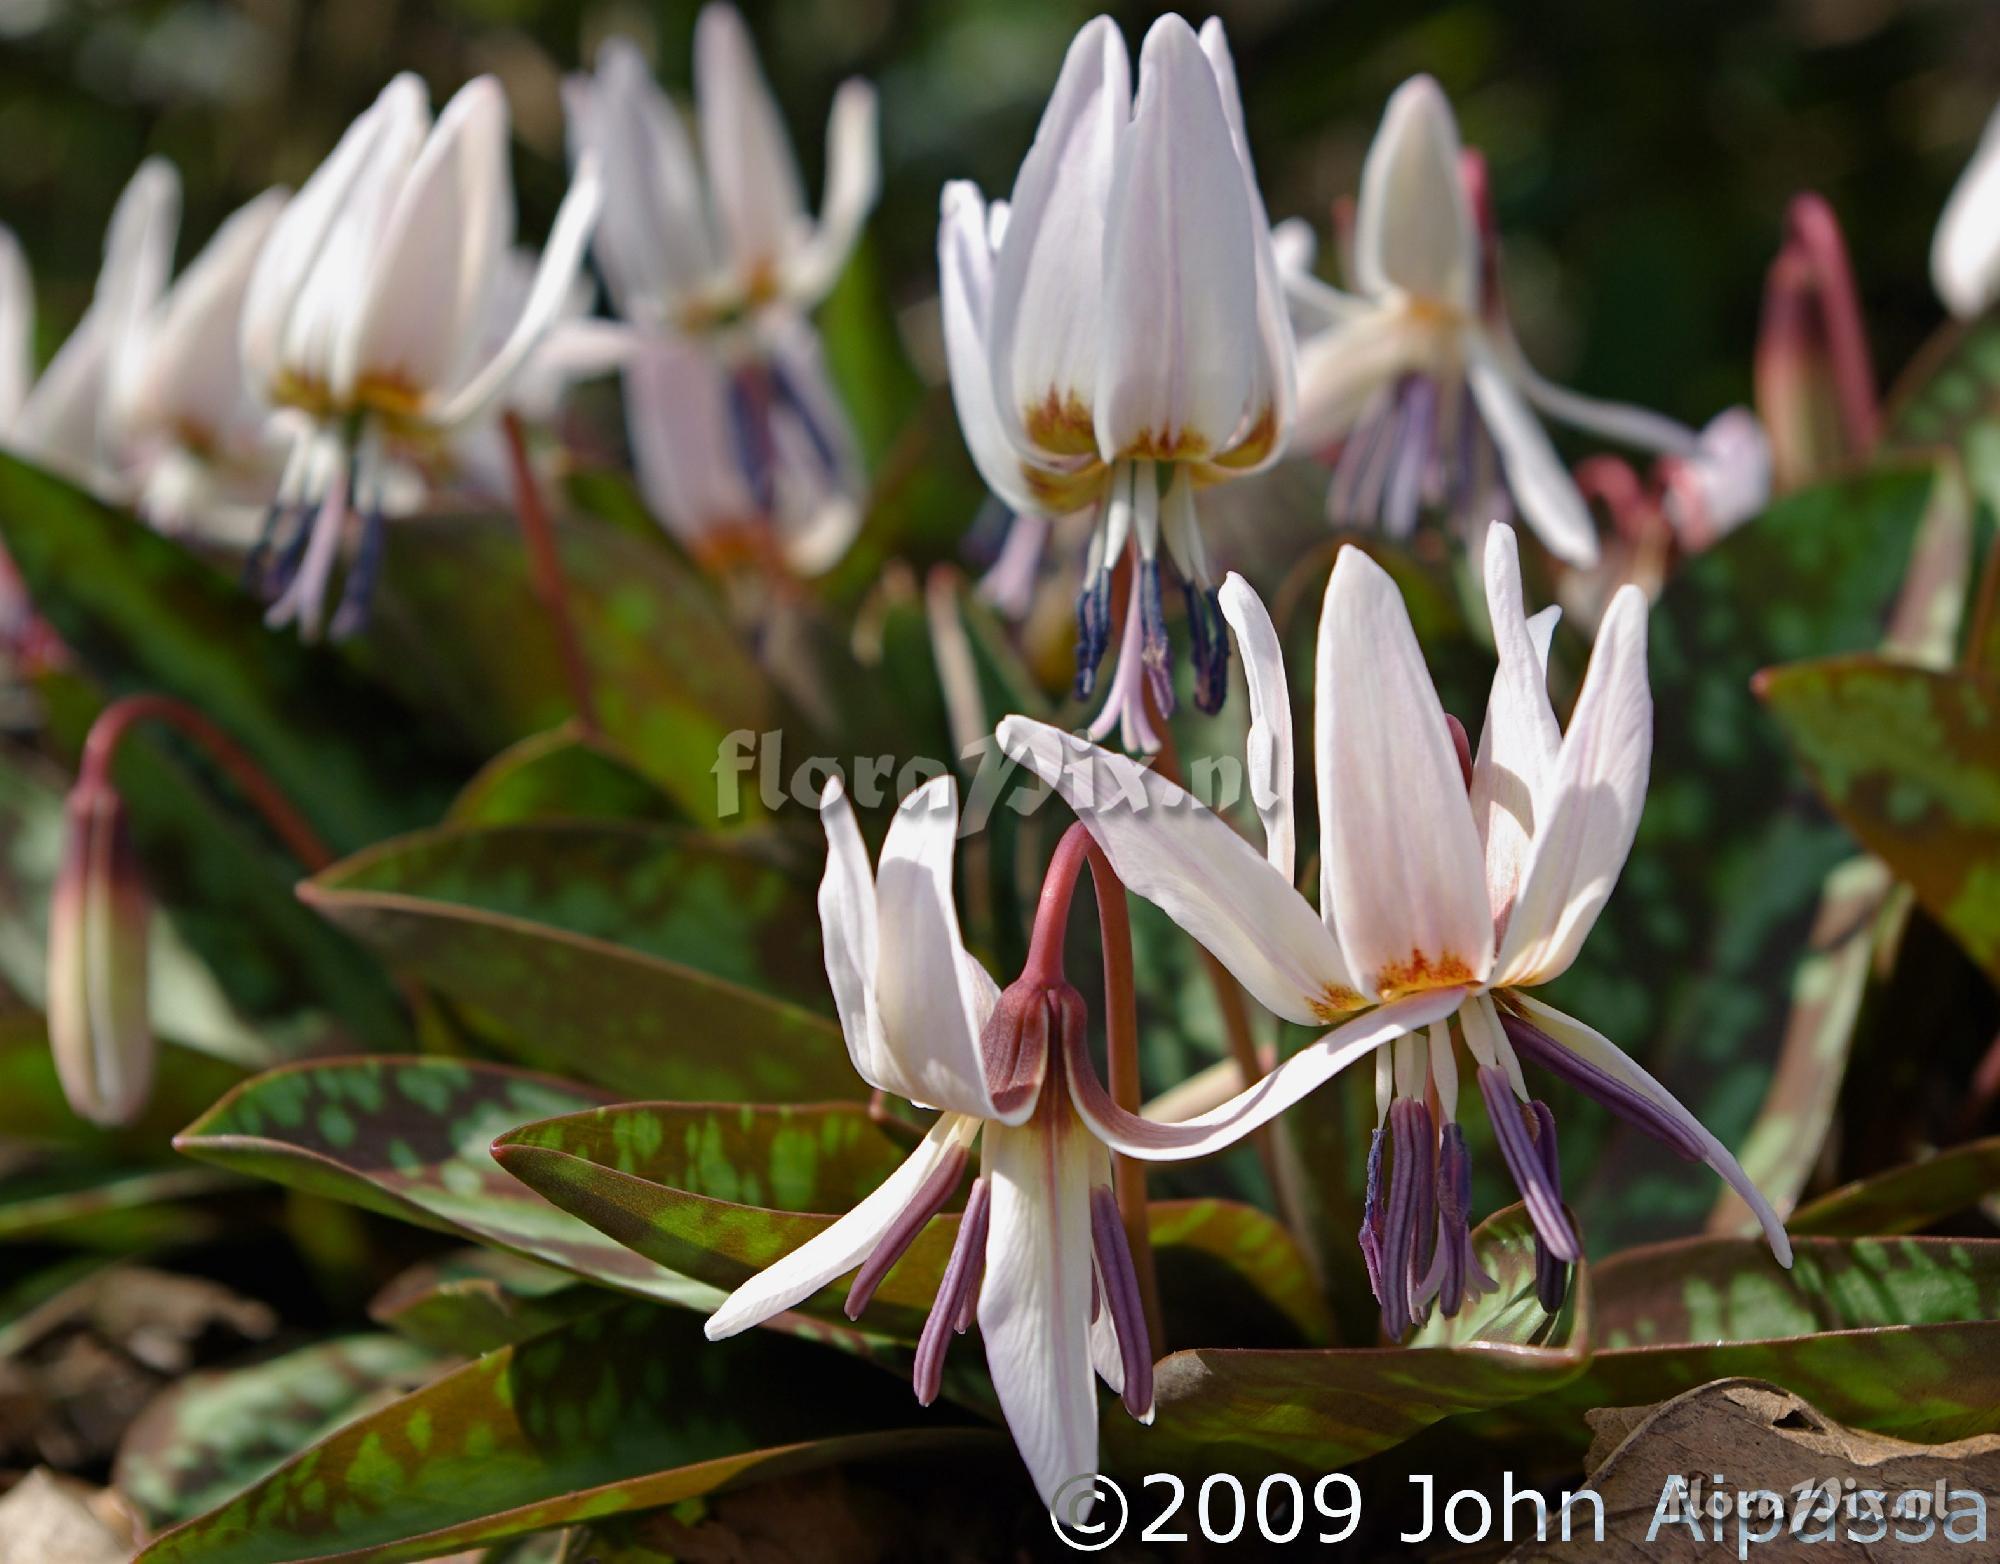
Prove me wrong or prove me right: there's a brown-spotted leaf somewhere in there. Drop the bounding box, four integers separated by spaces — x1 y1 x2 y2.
300 823 853 1102
0 1163 237 1249
446 725 681 828
1788 1137 2000 1236
368 1251 601 1356
1757 656 2000 984
134 1301 993 1564
173 1058 714 1309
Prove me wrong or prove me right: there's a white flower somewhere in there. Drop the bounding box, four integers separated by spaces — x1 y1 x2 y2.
1658 407 1771 550
239 73 601 639
1286 77 1697 568
564 8 874 574
1933 99 2000 319
999 524 1790 1338
941 14 1295 751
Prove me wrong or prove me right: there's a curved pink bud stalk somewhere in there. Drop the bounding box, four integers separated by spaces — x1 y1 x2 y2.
1756 193 1878 490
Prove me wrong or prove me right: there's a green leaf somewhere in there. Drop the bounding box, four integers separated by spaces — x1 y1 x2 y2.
1106 1209 1590 1477
493 1101 1330 1345
116 1334 446 1529
0 452 454 847
446 726 680 828
1566 1234 2000 1441
0 1006 244 1156
1790 1136 2000 1236
0 1162 237 1248
357 511 778 827
1758 655 2000 984
173 1058 714 1309
1888 310 2000 512
300 822 853 1101
135 1301 993 1564
369 1251 604 1355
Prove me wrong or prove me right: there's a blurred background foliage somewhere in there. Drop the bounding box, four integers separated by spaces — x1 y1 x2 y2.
1 0 1995 446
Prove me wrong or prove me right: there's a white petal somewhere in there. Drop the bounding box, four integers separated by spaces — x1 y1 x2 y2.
1662 407 1771 544
1094 15 1258 461
1512 994 1792 1267
997 716 1354 1026
0 225 29 425
704 1111 983 1339
567 40 719 318
1933 101 2000 319
978 1110 1100 1510
987 16 1130 457
1315 547 1495 998
939 181 1040 516
694 3 808 281
784 79 879 306
13 312 114 484
1465 333 1599 568
1270 215 1316 280
1494 584 1650 987
1471 523 1561 935
1353 75 1476 310
1292 305 1425 448
1067 987 1468 1160
818 774 885 1093
1217 572 1294 883
431 156 602 429
763 313 865 574
1501 337 1698 456
623 331 756 546
1197 18 1295 466
96 158 182 407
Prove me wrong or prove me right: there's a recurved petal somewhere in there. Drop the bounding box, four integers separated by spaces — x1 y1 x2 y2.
1933 100 2000 319
1066 987 1468 1160
1352 75 1476 310
704 1111 984 1339
1511 994 1791 1266
1471 523 1561 934
784 79 879 306
1292 304 1425 449
978 1108 1100 1510
987 16 1130 459
874 775 1014 1121
695 3 808 280
1493 584 1651 988
1316 547 1494 999
1094 15 1258 462
1465 333 1599 568
940 181 1041 515
1217 572 1295 883
817 775 885 1092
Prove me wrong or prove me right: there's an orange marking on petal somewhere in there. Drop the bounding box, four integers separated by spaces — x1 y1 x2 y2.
1308 984 1367 1023
1121 425 1211 461
1024 389 1099 456
1374 950 1476 1002
1208 403 1279 471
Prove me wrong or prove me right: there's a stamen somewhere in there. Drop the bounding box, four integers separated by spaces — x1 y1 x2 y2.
766 351 840 477
1139 557 1173 719
1476 1067 1578 1262
913 1174 990 1406
1088 1185 1153 1418
243 499 293 593
1378 1097 1432 1342
845 1141 969 1320
1358 1125 1386 1305
1528 1101 1572 1313
1418 1121 1497 1319
1073 566 1113 699
1382 375 1436 537
1498 1012 1704 1161
328 507 387 641
1182 579 1229 715
726 363 778 515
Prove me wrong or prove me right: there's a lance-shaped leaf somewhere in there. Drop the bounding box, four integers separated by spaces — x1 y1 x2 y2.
357 511 778 827
1100 1209 1590 1477
369 1251 601 1355
1758 656 2000 985
0 1162 237 1249
173 1058 715 1308
300 825 852 1102
0 452 456 847
1789 1136 2000 1236
135 1301 994 1564
1564 1234 2000 1442
492 1101 1331 1344
116 1334 448 1530
1889 309 2000 516
446 725 679 828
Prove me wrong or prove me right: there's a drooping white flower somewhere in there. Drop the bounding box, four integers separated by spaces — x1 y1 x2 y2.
240 73 601 640
1933 99 2000 320
942 14 1295 752
1285 77 1698 569
565 8 874 576
1000 524 1791 1338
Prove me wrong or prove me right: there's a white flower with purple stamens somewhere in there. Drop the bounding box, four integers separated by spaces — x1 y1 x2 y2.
1285 76 1698 569
564 7 875 575
240 74 601 640
999 523 1792 1339
1933 97 2000 320
942 14 1295 752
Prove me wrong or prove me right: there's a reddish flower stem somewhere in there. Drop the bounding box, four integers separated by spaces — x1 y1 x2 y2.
1025 822 1165 1349
501 411 600 738
80 694 333 872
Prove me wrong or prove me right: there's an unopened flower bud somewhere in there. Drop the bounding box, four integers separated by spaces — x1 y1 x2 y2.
47 779 152 1127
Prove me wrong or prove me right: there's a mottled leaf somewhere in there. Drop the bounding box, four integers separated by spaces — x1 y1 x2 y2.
369 1251 601 1355
1889 309 2000 514
1758 655 2000 984
358 511 778 826
0 1163 237 1248
135 1301 992 1564
300 823 852 1102
0 1006 244 1155
173 1058 714 1308
117 1335 447 1529
1790 1136 2000 1236
446 726 679 828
